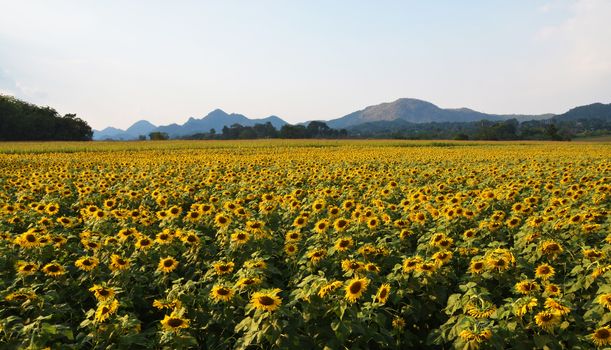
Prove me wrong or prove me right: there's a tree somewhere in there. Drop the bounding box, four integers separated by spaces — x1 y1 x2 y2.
149 132 169 140
0 94 93 141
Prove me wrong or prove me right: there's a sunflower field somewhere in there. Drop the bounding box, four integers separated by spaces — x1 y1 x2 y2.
0 140 609 349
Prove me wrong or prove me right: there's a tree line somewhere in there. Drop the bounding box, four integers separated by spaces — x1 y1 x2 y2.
349 118 611 141
181 121 348 140
0 94 93 141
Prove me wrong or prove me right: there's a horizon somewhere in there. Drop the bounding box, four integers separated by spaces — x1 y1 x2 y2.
1 1 611 129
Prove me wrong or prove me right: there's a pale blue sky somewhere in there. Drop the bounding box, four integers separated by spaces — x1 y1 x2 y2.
1 0 610 129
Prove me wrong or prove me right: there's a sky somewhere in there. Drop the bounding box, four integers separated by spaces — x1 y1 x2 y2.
1 0 610 130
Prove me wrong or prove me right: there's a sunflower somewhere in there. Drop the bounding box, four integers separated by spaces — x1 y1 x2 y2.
432 250 453 266
318 281 343 298
514 297 538 317
251 289 282 312
544 283 562 297
214 213 231 228
540 240 563 257
515 280 539 295
333 218 350 232
16 231 40 248
392 317 406 330
210 285 234 302
591 327 611 347
181 232 200 245
292 216 308 228
94 299 119 323
469 260 485 274
158 257 179 273
365 263 380 274
89 284 116 301
367 217 379 229
416 262 437 274
155 230 174 244
244 259 267 270
308 249 327 264
212 261 235 275
230 230 250 245
161 312 190 332
341 259 363 273
466 302 496 318
153 299 182 310
544 298 571 316
506 217 521 228
403 256 423 273
534 311 559 332
345 277 369 303
109 254 130 271
334 237 353 252
16 261 38 276
42 263 65 277
135 237 153 250
375 283 391 304
117 228 137 241
45 203 59 215
596 293 611 311
75 257 99 271
236 277 262 289
535 263 555 281
463 229 477 240
5 291 37 302
284 243 298 256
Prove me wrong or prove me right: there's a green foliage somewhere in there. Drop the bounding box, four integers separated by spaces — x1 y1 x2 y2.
0 94 93 141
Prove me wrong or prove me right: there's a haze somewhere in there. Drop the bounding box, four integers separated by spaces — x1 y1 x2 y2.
1 0 610 130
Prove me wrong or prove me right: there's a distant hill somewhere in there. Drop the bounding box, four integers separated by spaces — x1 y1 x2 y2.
326 98 552 129
155 109 287 138
553 102 611 122
95 110 288 140
93 109 287 140
93 120 157 140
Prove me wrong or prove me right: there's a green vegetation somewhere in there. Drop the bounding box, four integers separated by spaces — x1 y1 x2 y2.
0 95 93 141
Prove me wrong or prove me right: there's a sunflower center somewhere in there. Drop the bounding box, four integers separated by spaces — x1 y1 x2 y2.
258 296 275 306
349 282 363 294
596 329 610 338
379 289 388 298
83 260 92 266
217 288 230 296
99 289 110 296
47 265 60 272
26 234 36 242
164 260 174 267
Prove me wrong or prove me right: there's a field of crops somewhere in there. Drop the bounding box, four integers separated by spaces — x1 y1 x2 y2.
0 140 609 349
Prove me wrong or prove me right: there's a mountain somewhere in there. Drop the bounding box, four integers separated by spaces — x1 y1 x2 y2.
154 109 287 137
93 121 158 140
553 102 611 122
326 98 552 129
126 120 157 136
94 110 288 139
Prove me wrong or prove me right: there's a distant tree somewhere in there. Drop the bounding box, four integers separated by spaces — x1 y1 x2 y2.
454 133 469 140
0 94 93 141
149 132 169 140
210 128 216 135
138 135 147 140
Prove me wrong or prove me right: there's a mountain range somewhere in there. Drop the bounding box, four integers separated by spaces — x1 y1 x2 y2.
93 98 609 140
